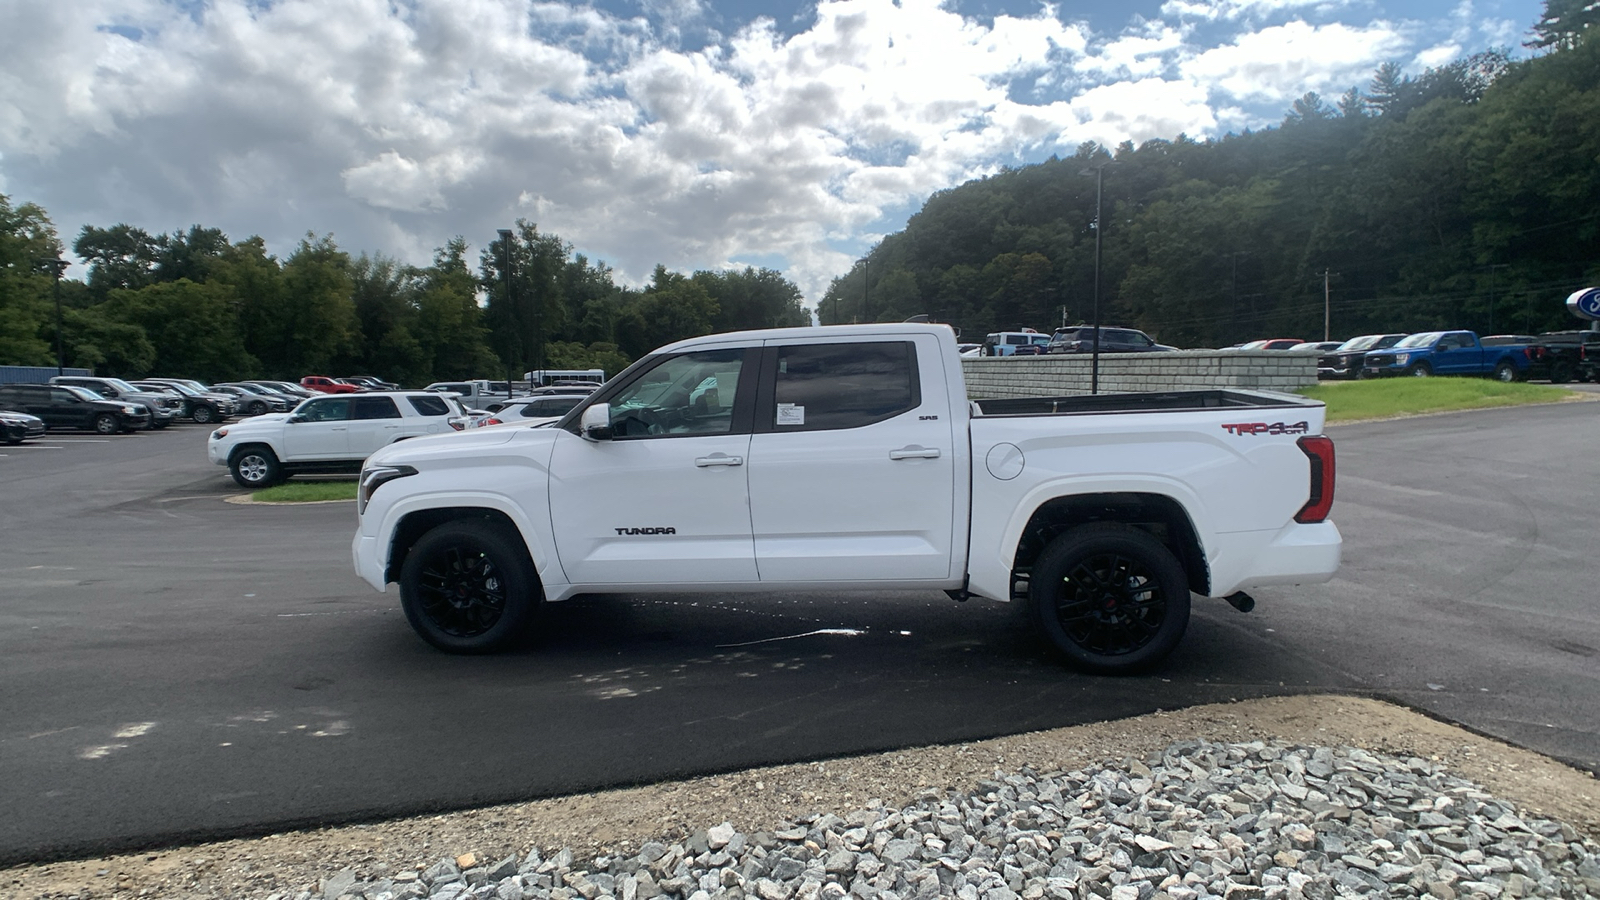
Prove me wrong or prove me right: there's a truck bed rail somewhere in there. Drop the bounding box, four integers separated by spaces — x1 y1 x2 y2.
972 389 1313 417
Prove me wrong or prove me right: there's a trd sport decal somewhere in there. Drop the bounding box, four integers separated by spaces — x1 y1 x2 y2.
615 527 677 535
1221 421 1310 436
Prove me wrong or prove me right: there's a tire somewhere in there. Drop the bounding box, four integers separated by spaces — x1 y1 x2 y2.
1029 523 1191 674
400 520 541 654
229 446 282 489
1493 361 1517 383
1407 363 1432 377
1550 362 1573 385
192 404 216 425
94 413 120 435
248 401 267 416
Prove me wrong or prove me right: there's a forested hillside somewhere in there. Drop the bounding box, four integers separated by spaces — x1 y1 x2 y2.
820 20 1600 348
0 213 807 383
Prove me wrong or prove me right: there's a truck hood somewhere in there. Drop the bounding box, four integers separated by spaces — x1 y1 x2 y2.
366 423 549 467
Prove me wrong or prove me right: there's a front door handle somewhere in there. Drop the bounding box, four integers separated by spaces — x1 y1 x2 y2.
889 447 941 460
695 454 744 467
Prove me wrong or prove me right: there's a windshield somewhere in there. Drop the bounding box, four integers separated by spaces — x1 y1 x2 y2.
64 386 104 401
1394 332 1443 348
105 378 141 393
1339 335 1384 351
163 383 200 396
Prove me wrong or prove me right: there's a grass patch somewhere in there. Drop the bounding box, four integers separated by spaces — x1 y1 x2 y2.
1298 377 1578 422
250 480 358 503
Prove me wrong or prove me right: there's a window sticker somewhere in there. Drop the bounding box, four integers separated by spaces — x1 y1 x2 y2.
776 403 805 426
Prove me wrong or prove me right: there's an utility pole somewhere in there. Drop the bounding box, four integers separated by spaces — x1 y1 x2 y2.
863 257 869 325
1486 263 1508 333
1319 269 1337 341
45 255 70 376
1080 159 1116 394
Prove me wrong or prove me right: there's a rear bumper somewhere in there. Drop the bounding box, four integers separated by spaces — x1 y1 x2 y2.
1208 521 1341 597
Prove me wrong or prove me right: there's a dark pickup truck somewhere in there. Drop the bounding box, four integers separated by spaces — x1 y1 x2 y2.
1532 331 1600 383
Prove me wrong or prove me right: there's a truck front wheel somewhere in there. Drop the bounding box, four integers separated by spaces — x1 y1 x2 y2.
1030 524 1191 674
1407 363 1432 377
400 520 540 654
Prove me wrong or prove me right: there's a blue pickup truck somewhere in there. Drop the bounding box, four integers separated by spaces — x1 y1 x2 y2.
1362 330 1541 381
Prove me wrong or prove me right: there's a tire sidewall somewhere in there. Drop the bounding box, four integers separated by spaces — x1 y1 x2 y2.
193 405 215 424
1029 523 1191 674
229 447 280 488
94 413 120 435
400 520 540 654
1409 363 1431 377
1495 362 1516 383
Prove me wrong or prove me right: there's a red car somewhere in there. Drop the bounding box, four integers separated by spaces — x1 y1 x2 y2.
300 375 362 394
1239 338 1306 351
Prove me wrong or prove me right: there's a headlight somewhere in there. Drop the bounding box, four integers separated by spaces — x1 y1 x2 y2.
1395 353 1410 365
212 428 228 439
358 464 417 515
123 405 138 414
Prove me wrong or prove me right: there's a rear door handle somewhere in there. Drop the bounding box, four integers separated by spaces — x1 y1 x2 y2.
889 447 941 460
695 455 744 467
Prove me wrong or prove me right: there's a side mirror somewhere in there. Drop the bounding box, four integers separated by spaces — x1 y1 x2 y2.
287 414 307 424
580 404 612 441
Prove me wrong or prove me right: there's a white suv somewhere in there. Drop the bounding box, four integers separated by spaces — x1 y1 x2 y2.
208 391 471 488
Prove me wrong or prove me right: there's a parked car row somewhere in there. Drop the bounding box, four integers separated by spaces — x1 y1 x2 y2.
1313 329 1597 383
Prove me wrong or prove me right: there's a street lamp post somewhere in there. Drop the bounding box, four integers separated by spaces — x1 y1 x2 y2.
1080 160 1116 394
498 229 516 395
45 256 70 376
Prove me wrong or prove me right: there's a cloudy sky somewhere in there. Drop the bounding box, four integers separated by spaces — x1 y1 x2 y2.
0 0 1543 304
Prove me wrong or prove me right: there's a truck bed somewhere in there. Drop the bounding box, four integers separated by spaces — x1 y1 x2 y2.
972 389 1313 417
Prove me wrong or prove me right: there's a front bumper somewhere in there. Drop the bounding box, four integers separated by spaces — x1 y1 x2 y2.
352 531 387 592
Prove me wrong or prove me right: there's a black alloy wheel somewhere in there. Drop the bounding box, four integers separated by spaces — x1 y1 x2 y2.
1030 523 1191 674
248 401 267 416
400 520 539 653
192 404 215 424
1551 361 1574 385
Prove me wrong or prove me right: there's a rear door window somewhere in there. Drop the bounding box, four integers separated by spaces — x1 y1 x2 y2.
764 341 919 432
407 395 451 417
352 396 401 419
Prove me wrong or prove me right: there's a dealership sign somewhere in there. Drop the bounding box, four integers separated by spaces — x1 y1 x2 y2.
1568 287 1600 321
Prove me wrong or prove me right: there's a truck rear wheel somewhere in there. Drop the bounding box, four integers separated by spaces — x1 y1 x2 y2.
1494 361 1517 383
400 520 540 654
1550 361 1573 384
1030 524 1190 674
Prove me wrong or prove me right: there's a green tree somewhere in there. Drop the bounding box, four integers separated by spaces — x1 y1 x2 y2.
0 195 61 365
1530 0 1599 49
276 234 358 375
99 279 254 379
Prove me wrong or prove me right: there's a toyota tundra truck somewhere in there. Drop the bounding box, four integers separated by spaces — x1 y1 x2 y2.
352 324 1340 673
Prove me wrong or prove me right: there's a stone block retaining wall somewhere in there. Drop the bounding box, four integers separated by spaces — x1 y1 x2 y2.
960 351 1319 399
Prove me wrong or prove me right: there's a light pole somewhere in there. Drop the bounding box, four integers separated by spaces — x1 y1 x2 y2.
1080 160 1116 394
44 255 70 376
498 229 517 394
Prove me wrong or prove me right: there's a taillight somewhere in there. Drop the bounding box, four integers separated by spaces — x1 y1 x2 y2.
1295 435 1336 523
481 417 502 427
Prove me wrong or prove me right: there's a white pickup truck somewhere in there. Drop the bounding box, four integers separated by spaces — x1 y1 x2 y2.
352 324 1340 672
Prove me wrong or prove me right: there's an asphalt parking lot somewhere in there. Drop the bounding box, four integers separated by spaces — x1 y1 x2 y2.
1 399 1597 866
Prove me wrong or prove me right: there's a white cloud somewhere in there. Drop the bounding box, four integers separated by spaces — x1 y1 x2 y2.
0 0 1506 304
1159 0 1357 23
1181 20 1409 103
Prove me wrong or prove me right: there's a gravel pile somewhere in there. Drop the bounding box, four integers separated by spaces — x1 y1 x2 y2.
287 739 1600 900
